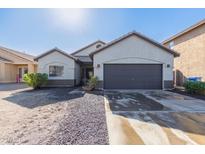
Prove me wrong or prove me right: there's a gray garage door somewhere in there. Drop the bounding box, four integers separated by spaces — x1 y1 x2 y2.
104 64 162 89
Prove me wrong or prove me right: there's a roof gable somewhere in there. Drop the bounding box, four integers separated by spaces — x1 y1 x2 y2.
90 31 179 58
71 40 105 56
0 46 35 62
34 48 77 62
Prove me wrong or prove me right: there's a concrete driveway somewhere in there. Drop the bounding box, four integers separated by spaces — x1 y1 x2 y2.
104 90 205 145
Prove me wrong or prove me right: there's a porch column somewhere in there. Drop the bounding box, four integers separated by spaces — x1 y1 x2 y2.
28 64 34 73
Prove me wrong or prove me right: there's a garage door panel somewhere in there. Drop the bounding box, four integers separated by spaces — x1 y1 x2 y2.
104 64 162 89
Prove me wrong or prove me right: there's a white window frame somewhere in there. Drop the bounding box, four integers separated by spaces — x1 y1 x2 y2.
49 65 64 77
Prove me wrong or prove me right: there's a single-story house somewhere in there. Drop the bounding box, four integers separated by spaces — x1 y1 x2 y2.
34 41 105 87
35 31 179 89
163 19 205 86
0 46 37 83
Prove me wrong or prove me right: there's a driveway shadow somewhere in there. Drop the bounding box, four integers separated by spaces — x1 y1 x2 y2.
3 88 85 108
105 91 169 112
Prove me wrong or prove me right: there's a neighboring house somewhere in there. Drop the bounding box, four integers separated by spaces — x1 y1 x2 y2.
163 19 205 86
0 46 37 83
35 31 179 89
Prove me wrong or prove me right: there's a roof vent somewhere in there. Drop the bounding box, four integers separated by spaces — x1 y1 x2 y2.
96 44 102 48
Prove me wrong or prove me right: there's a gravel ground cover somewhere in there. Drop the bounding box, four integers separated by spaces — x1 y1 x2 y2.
48 90 109 144
0 85 108 145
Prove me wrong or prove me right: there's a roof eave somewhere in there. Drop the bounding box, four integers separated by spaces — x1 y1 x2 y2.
90 32 179 58
162 19 205 44
34 48 78 62
0 46 35 62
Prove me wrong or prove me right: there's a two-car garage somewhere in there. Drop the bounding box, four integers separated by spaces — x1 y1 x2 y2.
104 64 162 89
91 32 179 90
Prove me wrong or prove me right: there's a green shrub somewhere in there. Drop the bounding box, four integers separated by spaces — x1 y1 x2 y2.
184 81 205 94
87 76 98 89
23 73 48 89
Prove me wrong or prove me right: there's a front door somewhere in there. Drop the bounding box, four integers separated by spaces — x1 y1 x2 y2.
81 67 93 85
86 68 93 80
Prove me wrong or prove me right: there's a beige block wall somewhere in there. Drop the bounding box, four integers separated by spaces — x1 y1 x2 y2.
164 24 205 85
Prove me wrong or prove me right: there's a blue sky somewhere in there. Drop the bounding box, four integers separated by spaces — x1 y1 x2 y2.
0 8 205 56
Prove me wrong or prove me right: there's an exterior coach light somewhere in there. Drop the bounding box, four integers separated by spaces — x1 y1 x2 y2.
167 64 170 68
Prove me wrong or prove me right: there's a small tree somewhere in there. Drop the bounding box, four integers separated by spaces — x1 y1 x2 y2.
87 76 98 89
83 76 98 91
23 73 48 89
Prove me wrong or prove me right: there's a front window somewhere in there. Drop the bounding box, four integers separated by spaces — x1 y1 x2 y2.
49 66 64 77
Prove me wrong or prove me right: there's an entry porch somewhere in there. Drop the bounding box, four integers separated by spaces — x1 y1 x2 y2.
0 63 37 83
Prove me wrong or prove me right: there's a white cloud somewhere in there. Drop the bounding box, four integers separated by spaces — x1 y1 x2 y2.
48 9 90 32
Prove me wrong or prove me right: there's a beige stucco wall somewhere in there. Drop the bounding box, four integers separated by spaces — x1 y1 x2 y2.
74 42 104 56
34 65 38 73
0 63 36 83
0 63 17 83
37 51 76 80
5 64 18 82
164 24 205 85
93 35 174 89
0 63 5 82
